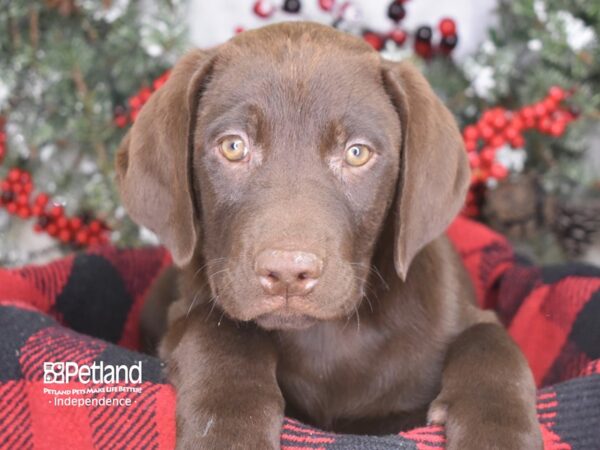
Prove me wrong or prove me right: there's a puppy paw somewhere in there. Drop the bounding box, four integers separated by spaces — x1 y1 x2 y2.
426 399 448 425
176 412 281 450
427 395 542 450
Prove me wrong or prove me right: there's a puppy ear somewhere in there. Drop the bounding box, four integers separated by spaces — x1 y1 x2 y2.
115 50 214 266
382 61 470 280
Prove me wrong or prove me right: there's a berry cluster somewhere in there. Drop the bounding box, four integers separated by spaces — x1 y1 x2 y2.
114 70 170 128
251 0 458 58
0 167 109 246
463 86 576 217
385 1 458 58
411 18 458 58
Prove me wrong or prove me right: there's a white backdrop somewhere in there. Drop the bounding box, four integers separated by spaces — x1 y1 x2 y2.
187 0 497 59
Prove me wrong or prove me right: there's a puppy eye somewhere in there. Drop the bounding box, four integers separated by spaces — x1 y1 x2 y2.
344 144 372 167
219 135 248 161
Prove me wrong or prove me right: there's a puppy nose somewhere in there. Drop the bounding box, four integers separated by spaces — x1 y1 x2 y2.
255 250 323 296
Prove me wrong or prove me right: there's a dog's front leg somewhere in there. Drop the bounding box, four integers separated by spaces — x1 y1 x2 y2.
428 322 542 450
160 306 284 450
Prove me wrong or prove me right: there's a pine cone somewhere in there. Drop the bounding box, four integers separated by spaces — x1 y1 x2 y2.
482 175 550 240
553 201 600 258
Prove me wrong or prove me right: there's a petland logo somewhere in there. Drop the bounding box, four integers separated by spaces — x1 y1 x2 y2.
43 361 142 384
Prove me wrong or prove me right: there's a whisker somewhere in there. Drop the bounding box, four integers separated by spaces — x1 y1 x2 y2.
207 267 230 285
362 292 374 313
192 257 229 281
186 291 201 319
217 309 226 327
349 274 380 311
342 306 354 331
349 262 390 291
205 279 234 322
354 305 361 334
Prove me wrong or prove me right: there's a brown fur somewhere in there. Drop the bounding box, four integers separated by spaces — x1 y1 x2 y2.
117 22 542 450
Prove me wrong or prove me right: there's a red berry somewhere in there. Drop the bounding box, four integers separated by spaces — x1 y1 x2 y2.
478 124 494 140
89 220 102 233
491 135 505 149
70 217 83 230
128 96 142 109
510 116 524 131
6 203 17 214
130 110 139 122
16 193 28 206
47 224 58 236
8 168 21 183
138 87 152 102
89 236 100 246
481 109 496 124
520 106 535 120
318 0 335 11
31 205 43 216
57 216 69 229
543 97 558 112
363 31 385 51
58 229 72 243
12 183 23 194
490 164 508 180
0 181 10 191
463 125 479 141
492 114 507 130
23 182 33 194
253 0 275 18
50 205 64 218
438 17 456 36
465 139 477 152
549 121 566 137
510 135 525 148
549 86 566 101
468 152 480 168
76 230 90 245
538 117 552 133
35 193 49 206
17 206 31 219
523 116 536 128
438 18 456 37
388 29 407 46
153 74 168 90
504 126 518 141
414 40 433 58
534 103 547 118
480 148 495 165
114 115 128 128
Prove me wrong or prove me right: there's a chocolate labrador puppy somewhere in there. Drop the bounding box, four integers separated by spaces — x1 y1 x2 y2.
116 22 541 449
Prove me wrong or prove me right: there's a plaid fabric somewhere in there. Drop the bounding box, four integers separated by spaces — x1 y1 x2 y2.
0 217 598 449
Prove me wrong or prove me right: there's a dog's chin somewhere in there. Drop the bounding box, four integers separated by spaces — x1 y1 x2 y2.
254 311 318 331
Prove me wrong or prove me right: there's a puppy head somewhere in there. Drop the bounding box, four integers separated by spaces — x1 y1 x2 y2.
116 22 469 330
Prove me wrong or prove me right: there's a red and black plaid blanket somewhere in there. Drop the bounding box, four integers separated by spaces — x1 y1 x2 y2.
0 216 599 449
